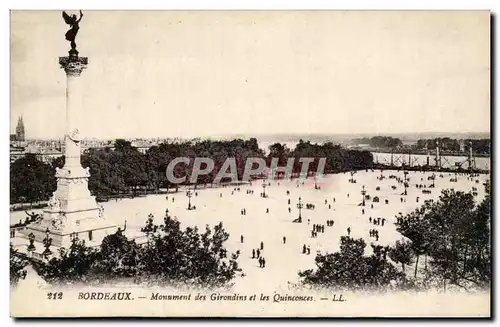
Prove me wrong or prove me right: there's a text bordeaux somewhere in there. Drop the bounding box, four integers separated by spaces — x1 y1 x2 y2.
78 292 133 300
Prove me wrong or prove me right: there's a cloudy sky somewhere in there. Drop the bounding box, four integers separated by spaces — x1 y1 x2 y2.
11 10 490 139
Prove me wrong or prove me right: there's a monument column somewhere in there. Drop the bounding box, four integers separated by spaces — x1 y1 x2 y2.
23 11 116 249
60 55 87 169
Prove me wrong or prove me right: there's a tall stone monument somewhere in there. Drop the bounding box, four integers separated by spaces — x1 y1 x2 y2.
25 11 116 248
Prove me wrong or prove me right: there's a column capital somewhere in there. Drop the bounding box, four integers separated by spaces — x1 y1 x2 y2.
59 55 88 77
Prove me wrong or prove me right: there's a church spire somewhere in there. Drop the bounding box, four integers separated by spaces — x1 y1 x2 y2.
15 115 25 141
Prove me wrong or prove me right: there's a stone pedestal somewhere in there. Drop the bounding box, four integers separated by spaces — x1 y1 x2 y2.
23 53 116 249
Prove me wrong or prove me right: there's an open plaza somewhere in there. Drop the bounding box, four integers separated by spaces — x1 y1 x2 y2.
11 168 489 291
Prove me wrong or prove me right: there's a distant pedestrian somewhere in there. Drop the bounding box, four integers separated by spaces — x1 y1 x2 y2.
256 249 261 258
302 244 307 254
252 249 256 259
241 235 244 243
262 257 266 268
307 246 311 255
260 241 264 250
283 236 286 244
347 227 351 236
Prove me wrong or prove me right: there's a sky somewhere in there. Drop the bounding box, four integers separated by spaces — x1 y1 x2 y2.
10 10 490 139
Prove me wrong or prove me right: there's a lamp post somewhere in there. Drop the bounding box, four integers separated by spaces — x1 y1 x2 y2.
361 185 366 206
262 181 267 198
404 171 408 195
187 188 192 210
297 197 303 223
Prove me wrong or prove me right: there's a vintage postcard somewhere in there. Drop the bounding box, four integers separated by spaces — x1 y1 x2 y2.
10 10 490 317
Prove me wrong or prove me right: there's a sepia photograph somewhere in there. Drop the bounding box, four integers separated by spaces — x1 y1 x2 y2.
9 10 491 317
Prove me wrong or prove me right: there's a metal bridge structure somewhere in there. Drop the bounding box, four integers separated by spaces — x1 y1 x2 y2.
374 141 478 171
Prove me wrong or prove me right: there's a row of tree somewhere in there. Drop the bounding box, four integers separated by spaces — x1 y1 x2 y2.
299 183 491 291
354 136 403 149
416 138 490 154
10 138 374 204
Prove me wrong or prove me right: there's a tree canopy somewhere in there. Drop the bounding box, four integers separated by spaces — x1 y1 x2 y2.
33 212 240 288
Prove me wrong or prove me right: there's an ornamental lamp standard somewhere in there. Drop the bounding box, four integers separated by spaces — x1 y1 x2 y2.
187 188 193 210
361 185 366 207
296 197 303 223
403 171 409 195
262 180 266 198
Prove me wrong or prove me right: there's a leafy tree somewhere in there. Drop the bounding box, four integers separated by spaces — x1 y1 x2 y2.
10 154 56 205
395 188 491 290
388 240 414 273
394 208 431 278
36 238 98 284
140 213 239 288
34 213 240 288
141 214 158 243
299 236 406 291
91 230 141 279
